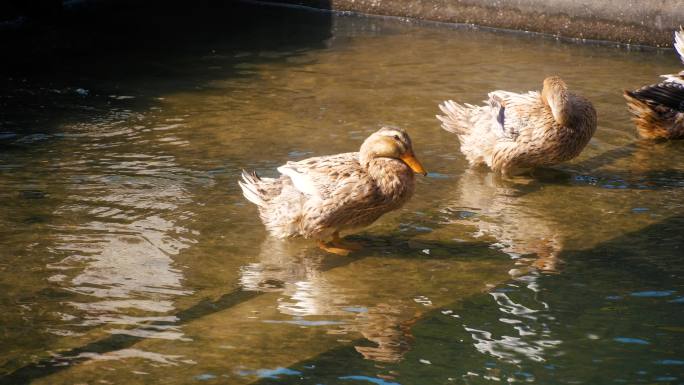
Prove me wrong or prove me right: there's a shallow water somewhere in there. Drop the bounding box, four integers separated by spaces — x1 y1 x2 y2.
1 2 683 385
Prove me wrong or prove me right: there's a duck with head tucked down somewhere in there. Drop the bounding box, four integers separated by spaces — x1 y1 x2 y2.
239 127 426 255
624 28 684 140
437 76 597 176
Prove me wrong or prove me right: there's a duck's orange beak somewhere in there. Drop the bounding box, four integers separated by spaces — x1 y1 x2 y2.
400 152 427 176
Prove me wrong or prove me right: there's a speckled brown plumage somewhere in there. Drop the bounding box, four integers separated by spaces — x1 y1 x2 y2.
239 127 424 241
437 76 597 176
624 28 684 140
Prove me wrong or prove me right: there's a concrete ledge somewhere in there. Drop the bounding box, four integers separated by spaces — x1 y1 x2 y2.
273 0 683 47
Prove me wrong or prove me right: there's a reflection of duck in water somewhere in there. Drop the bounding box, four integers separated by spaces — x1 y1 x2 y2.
239 239 319 291
239 127 426 255
445 170 562 272
239 238 417 364
624 28 684 140
239 238 331 316
437 76 597 176
353 303 416 364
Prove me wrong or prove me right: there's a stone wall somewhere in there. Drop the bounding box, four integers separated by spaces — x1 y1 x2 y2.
1 0 681 47
273 0 684 47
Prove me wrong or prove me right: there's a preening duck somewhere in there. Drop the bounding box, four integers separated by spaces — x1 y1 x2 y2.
437 76 597 176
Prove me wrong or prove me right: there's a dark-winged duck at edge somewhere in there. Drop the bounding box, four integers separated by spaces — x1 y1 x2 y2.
239 127 426 255
437 76 597 176
624 27 684 140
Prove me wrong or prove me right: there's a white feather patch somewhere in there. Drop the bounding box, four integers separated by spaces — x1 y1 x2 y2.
675 28 684 65
277 166 321 198
661 73 684 85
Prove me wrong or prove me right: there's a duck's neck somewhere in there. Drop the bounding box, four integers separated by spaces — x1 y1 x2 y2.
365 157 415 202
542 80 572 126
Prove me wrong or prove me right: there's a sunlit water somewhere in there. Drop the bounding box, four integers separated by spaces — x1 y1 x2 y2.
1 2 683 384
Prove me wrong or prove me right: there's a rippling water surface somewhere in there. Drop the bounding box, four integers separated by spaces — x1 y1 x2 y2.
1 2 683 384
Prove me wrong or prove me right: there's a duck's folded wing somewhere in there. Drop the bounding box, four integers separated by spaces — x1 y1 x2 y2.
628 81 684 111
277 152 365 200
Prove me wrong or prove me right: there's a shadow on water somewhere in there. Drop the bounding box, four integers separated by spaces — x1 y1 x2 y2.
472 137 684 194
488 140 684 193
245 215 684 385
425 140 684 207
0 0 333 146
561 140 684 190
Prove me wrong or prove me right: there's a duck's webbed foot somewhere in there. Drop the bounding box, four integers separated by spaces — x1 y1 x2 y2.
318 241 354 256
318 232 363 256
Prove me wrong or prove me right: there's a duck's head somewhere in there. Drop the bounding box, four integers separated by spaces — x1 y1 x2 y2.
541 76 570 126
359 127 427 175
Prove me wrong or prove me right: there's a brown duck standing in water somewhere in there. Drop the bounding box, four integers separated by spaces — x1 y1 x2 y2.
437 76 597 176
624 28 684 140
239 127 426 255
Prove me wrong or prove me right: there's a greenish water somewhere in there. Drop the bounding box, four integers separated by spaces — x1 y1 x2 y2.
1 2 683 385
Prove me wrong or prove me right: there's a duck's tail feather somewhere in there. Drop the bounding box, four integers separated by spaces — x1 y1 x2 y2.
238 170 267 207
437 99 474 135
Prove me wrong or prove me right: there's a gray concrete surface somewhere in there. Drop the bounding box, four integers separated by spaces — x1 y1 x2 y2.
274 0 684 47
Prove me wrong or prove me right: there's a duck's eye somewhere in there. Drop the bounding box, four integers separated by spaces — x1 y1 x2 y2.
393 135 400 141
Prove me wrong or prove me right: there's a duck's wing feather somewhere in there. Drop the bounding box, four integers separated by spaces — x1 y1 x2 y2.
277 152 366 200
487 93 508 138
628 81 684 112
488 90 543 141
